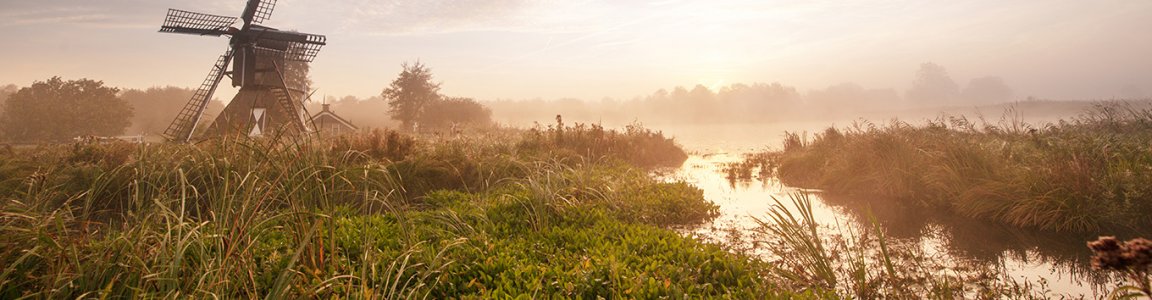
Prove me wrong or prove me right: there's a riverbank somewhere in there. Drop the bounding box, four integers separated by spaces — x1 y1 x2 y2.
682 152 1118 297
732 101 1152 233
0 125 775 298
0 123 1076 298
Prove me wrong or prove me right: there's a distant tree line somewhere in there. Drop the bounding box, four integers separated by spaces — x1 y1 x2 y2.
0 62 1020 142
0 78 226 143
120 86 224 136
0 77 132 143
487 62 1017 126
0 62 495 143
0 84 16 117
303 62 496 133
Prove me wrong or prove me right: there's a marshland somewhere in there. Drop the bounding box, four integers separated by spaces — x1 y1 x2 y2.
3 0 1152 298
3 104 1151 298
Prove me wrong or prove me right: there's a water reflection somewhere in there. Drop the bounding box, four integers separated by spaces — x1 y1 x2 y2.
819 192 1113 293
666 153 1118 298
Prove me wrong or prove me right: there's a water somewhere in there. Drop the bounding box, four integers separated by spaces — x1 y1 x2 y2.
646 119 1127 297
663 152 1115 297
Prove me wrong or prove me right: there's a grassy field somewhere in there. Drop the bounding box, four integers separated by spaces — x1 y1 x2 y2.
731 102 1152 234
0 124 776 298
0 123 1070 298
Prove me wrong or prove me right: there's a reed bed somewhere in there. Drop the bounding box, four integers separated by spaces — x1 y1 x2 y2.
518 116 689 169
0 125 770 298
755 192 1057 299
735 102 1152 233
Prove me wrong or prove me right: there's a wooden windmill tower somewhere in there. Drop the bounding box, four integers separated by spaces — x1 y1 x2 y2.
159 0 326 142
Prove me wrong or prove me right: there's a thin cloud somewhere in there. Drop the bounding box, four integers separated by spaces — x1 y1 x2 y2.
0 7 110 27
334 0 538 35
0 0 248 28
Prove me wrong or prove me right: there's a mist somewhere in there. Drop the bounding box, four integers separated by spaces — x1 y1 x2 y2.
2 1 1149 102
4 1 1152 298
482 61 1140 132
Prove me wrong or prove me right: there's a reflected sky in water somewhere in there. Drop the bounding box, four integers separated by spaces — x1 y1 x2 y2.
664 152 1116 298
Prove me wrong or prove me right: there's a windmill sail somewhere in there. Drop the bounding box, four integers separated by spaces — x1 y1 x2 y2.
241 0 278 26
286 35 326 62
160 0 324 142
160 9 237 36
163 51 234 142
252 0 278 24
249 28 327 62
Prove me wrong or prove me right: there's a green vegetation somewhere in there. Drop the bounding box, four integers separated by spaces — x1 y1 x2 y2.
120 86 224 136
0 77 133 143
518 116 689 169
382 62 492 131
0 125 778 298
738 102 1152 233
384 61 441 130
755 193 1053 299
0 118 1095 298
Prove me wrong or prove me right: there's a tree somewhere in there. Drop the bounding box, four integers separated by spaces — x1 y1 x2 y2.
120 86 224 135
417 96 492 129
284 60 313 93
960 76 1013 105
382 62 440 130
0 84 16 118
0 84 14 141
906 62 959 106
0 77 132 142
806 83 902 115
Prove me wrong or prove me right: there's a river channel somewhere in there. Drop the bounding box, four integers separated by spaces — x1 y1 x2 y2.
657 125 1121 298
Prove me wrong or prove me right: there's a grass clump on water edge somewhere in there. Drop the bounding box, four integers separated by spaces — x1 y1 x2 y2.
756 192 1058 299
517 115 689 169
740 101 1152 233
0 125 787 298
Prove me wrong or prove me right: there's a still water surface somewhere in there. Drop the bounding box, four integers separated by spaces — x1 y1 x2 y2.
658 125 1119 298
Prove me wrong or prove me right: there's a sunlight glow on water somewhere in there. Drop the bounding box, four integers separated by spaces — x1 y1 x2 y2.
664 153 1114 298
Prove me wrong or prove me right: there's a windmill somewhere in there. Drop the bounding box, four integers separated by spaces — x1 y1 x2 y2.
159 0 326 142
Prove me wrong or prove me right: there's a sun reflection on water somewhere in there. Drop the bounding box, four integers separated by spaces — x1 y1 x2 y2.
662 153 1116 298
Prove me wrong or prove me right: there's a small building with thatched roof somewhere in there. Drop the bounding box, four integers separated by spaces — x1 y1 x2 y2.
311 104 358 136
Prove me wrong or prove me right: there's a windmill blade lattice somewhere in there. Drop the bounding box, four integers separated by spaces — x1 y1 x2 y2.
241 0 278 25
160 9 237 36
287 37 325 62
252 0 277 24
251 34 325 62
163 50 234 142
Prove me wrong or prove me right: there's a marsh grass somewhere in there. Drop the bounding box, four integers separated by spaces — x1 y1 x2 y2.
744 101 1152 233
756 192 1056 299
518 117 689 168
0 124 768 298
4 119 1097 298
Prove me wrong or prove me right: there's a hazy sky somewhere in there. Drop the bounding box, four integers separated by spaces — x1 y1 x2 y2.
1 0 1149 101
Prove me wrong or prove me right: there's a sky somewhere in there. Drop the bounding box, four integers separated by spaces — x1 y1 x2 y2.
0 0 1150 101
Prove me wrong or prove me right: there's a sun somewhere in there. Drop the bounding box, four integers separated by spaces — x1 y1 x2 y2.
699 78 727 91
695 49 733 91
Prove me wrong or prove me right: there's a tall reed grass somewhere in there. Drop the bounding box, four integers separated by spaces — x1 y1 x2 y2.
518 116 689 168
748 102 1152 233
756 192 1056 299
0 124 764 298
